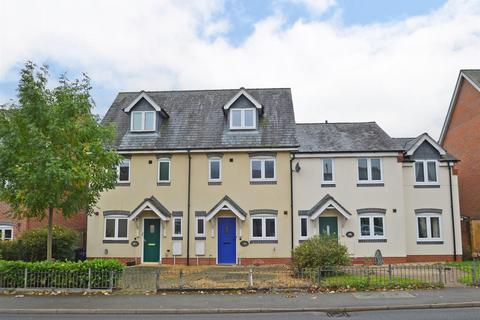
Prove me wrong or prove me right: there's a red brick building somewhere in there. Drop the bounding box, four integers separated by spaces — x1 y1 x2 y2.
0 202 87 248
439 69 480 257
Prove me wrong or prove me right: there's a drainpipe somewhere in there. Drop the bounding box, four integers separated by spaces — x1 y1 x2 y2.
290 153 296 251
187 150 192 266
447 161 457 261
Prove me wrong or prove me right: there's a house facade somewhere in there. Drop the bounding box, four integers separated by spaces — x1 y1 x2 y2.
86 89 297 264
87 87 462 265
293 123 462 263
439 69 480 257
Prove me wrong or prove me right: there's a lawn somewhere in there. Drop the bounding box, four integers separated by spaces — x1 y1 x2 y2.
319 274 434 290
447 261 480 285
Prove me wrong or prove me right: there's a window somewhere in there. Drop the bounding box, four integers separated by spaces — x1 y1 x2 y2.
117 159 130 183
300 217 308 239
250 158 276 181
208 158 221 182
359 215 385 239
173 217 182 237
196 217 205 237
417 214 441 241
230 108 256 129
104 217 128 240
415 160 438 184
322 159 334 183
131 111 155 131
251 216 277 240
158 159 170 182
358 158 382 182
0 226 13 241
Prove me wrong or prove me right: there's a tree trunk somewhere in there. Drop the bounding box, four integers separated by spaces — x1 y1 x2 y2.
46 206 54 261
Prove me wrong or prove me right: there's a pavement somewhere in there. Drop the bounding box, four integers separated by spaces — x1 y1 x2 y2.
0 288 479 314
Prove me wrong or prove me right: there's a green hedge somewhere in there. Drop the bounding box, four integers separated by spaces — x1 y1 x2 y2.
292 235 351 270
0 259 125 289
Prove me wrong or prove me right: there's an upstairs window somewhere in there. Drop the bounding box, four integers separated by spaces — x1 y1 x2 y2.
131 111 155 132
322 159 334 183
158 158 171 183
415 160 438 184
230 108 256 130
251 157 276 181
117 159 130 183
208 158 221 182
358 158 382 182
0 226 13 241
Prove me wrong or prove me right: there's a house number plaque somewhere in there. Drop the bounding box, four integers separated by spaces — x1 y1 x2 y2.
240 240 249 247
131 240 139 247
346 231 354 238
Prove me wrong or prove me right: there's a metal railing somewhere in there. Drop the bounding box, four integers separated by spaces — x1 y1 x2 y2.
1 262 478 291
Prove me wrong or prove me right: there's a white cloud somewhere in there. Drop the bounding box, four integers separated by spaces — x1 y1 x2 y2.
288 0 336 14
0 0 480 138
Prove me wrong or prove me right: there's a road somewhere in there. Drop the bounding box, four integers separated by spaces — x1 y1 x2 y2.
0 308 480 320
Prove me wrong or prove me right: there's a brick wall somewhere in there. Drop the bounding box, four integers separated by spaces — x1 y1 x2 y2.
442 79 480 219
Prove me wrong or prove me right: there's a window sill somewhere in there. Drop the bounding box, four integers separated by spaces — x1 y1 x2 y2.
358 238 387 243
357 183 384 187
250 239 278 244
195 236 206 240
321 183 336 188
103 239 129 244
208 181 222 186
172 236 183 240
116 182 131 187
157 182 171 186
417 240 444 245
250 181 277 185
414 184 440 188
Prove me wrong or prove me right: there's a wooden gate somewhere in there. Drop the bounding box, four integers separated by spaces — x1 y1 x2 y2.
471 220 480 258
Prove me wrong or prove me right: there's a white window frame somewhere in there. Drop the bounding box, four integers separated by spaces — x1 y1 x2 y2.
131 111 156 132
195 217 205 237
208 158 222 182
250 157 276 182
117 159 131 183
416 213 442 242
414 160 439 185
103 216 128 240
229 108 256 130
172 217 183 237
299 217 308 240
0 226 13 241
250 215 277 240
357 158 383 183
322 159 335 184
358 214 386 240
157 158 171 183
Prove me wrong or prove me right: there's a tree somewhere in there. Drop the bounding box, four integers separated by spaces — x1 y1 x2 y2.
0 62 120 261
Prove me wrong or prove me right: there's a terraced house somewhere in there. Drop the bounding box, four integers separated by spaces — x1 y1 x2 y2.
87 87 462 265
87 88 297 265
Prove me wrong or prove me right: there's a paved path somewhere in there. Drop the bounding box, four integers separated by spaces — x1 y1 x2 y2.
0 288 478 314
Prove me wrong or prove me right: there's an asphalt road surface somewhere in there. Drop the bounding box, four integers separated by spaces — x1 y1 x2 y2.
1 308 480 320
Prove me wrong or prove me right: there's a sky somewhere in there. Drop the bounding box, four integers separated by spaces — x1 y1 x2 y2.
0 0 479 138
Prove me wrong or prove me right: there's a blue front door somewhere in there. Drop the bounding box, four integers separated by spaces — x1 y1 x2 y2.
218 218 236 264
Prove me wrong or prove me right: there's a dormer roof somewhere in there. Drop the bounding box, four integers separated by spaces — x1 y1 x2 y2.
223 88 263 111
404 133 446 156
123 91 169 118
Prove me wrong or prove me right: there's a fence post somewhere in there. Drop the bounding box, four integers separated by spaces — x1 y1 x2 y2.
179 270 183 288
87 268 92 290
156 269 160 291
317 267 321 285
248 268 253 288
388 264 392 285
472 260 478 286
109 271 114 290
438 265 444 286
24 268 28 289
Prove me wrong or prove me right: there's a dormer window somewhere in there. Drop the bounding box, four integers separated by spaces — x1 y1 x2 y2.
230 108 256 130
131 111 155 132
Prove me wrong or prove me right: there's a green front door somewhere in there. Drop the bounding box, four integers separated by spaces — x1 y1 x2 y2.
143 219 160 262
319 217 338 237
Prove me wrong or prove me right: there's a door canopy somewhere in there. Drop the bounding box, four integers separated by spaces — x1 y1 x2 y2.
129 196 171 221
308 194 351 220
205 195 247 221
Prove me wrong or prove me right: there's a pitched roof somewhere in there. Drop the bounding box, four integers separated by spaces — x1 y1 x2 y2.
308 194 352 220
393 134 457 162
295 122 403 153
439 69 480 144
103 88 298 151
129 196 171 220
206 195 247 221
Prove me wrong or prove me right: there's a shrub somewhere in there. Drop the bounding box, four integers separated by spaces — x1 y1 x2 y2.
0 259 125 288
292 235 350 270
0 226 79 262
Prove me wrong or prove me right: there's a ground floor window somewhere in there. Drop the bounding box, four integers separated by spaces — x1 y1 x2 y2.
359 215 385 239
196 217 205 237
417 214 441 241
251 216 276 240
0 226 12 241
104 217 128 240
300 217 308 239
